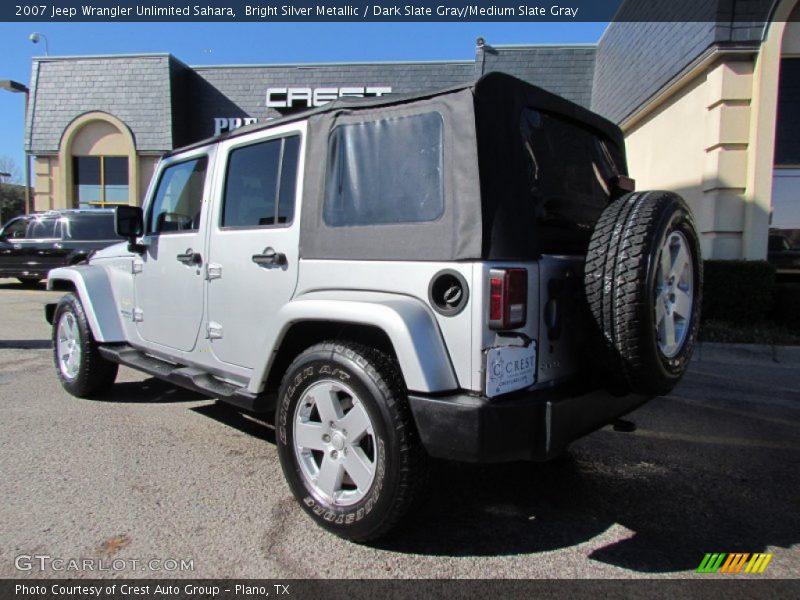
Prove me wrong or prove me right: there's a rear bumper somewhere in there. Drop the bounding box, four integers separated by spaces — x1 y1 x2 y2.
408 386 651 463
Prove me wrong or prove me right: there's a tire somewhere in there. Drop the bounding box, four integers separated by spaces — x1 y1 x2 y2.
584 191 702 396
275 341 428 542
52 293 119 398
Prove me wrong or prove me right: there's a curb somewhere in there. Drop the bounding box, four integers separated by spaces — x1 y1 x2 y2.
694 342 800 366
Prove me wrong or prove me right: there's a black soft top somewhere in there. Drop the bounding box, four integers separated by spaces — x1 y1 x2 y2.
170 73 627 261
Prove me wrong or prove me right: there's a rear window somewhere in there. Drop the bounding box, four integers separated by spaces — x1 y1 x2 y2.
324 112 444 227
520 108 623 228
63 213 120 241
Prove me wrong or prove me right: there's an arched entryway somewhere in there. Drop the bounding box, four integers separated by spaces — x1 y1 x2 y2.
58 112 138 209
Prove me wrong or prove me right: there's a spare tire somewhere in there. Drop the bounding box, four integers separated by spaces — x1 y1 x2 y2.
584 191 702 396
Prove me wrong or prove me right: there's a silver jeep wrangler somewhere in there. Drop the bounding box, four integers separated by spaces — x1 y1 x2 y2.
45 73 702 541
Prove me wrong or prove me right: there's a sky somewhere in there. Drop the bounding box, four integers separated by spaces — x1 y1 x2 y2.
0 21 607 178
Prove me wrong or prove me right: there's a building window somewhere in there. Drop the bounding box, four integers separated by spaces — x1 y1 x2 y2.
771 58 800 248
73 156 129 208
775 58 800 166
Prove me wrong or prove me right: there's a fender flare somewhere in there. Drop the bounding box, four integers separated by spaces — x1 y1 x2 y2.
252 290 459 394
46 266 126 343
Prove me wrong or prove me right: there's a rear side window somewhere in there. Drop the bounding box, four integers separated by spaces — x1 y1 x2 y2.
27 218 58 239
324 112 444 227
63 214 120 240
222 135 300 228
148 157 208 234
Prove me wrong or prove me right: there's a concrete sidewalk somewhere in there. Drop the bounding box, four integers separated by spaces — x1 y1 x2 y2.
694 342 800 366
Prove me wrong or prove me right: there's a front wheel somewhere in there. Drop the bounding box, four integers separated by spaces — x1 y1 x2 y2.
52 293 118 398
275 341 428 542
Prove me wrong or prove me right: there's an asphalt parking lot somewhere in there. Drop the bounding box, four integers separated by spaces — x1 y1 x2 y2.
0 278 798 579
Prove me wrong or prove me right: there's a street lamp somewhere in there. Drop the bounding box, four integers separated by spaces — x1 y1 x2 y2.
0 80 32 214
28 32 49 55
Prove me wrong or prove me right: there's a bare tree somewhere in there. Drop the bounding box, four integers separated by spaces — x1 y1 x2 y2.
0 155 25 224
0 155 22 184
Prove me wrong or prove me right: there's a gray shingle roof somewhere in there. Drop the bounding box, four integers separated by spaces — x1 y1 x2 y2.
479 45 596 109
27 55 174 153
592 0 774 124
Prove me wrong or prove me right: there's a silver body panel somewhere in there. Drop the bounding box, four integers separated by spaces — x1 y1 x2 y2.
47 118 583 399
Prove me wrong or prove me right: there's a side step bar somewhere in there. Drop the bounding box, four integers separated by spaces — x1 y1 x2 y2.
98 344 274 413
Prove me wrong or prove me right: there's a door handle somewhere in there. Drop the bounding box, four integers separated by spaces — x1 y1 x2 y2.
176 249 202 265
252 247 286 267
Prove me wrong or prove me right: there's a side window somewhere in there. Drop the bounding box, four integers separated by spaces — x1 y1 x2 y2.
221 135 300 228
27 218 58 239
2 218 28 239
324 112 444 227
148 157 208 234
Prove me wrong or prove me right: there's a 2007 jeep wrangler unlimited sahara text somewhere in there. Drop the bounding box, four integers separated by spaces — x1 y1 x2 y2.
45 73 702 541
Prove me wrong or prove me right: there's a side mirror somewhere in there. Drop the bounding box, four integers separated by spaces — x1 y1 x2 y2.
115 205 145 253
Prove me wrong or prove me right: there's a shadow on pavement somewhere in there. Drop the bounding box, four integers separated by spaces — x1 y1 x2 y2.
372 401 800 573
88 377 209 404
98 376 800 574
192 402 276 444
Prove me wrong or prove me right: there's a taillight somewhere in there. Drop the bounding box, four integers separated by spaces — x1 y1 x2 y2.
488 268 527 330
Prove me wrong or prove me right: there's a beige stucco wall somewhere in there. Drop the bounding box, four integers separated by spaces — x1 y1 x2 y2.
783 12 800 54
33 156 57 212
624 59 756 259
32 111 152 210
69 120 131 156
137 155 160 202
620 0 800 261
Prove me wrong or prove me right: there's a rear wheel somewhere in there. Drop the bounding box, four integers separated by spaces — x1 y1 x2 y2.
584 191 702 396
52 293 118 398
276 341 427 542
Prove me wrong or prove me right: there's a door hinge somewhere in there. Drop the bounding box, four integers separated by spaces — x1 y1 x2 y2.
132 308 144 322
206 263 222 280
207 322 223 339
132 260 143 274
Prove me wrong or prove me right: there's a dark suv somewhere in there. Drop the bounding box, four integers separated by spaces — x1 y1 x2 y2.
0 209 123 284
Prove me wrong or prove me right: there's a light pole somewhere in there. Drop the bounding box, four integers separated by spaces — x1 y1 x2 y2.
28 32 49 55
0 80 32 214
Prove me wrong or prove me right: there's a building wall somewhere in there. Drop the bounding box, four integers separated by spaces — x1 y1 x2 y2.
480 45 595 108
26 55 174 154
137 155 160 200
592 21 719 124
624 60 756 259
189 61 476 140
22 15 794 255
33 156 56 211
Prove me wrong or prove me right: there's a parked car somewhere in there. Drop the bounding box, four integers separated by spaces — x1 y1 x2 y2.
768 230 800 276
0 209 123 284
44 73 702 541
